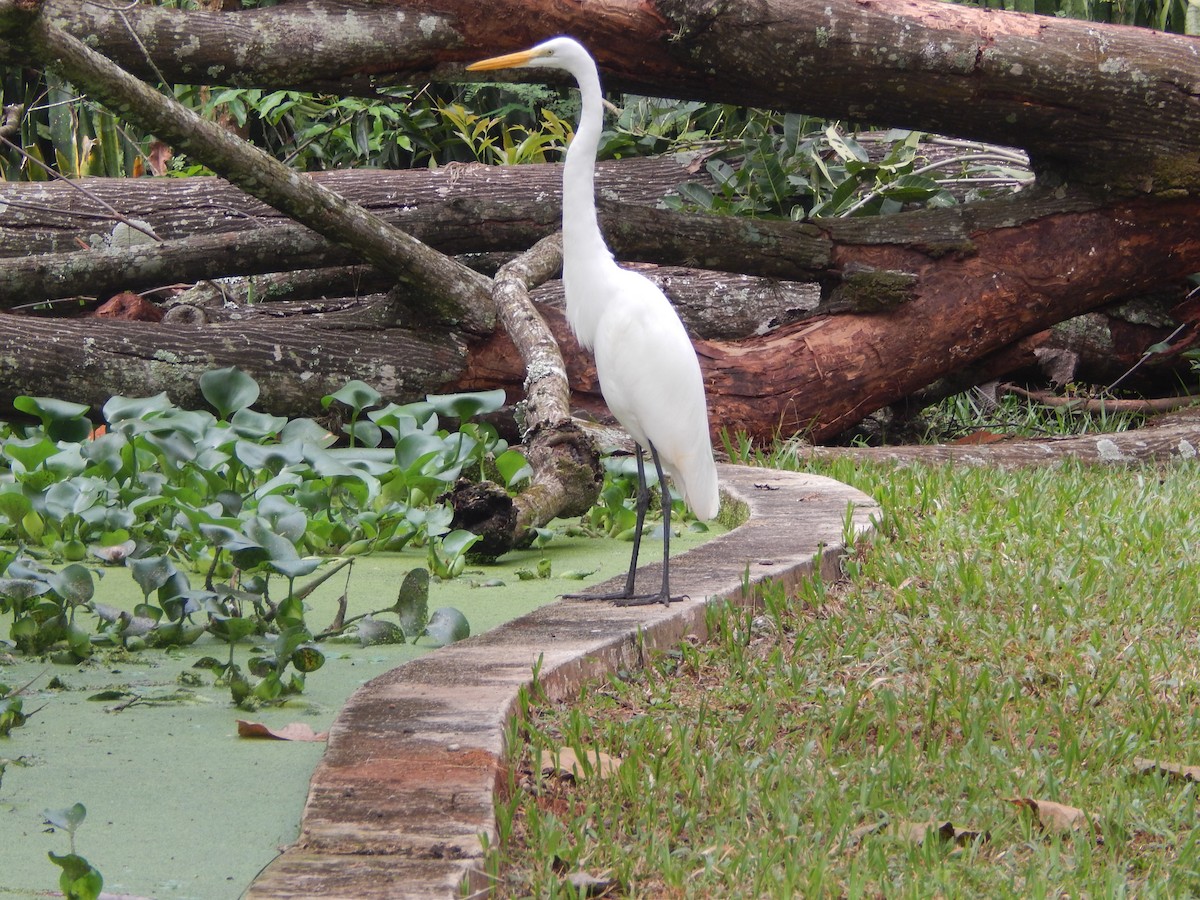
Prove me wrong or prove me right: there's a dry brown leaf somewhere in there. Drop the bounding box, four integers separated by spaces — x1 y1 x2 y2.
537 746 622 781
1007 796 1096 838
565 870 619 897
1133 757 1200 782
236 720 329 742
844 819 888 849
896 819 986 845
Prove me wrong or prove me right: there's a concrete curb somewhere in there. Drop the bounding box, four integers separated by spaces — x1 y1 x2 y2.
246 464 878 899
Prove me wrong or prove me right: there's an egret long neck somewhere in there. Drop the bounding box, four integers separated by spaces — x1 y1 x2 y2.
561 57 614 348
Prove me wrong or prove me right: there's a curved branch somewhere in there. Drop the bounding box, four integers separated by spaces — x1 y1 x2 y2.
492 234 602 533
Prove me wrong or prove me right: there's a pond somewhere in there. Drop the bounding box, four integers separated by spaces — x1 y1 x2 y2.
0 523 717 899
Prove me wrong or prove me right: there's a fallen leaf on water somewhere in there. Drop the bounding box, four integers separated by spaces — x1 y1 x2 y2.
237 720 328 742
1133 757 1200 783
537 746 622 781
1007 797 1098 840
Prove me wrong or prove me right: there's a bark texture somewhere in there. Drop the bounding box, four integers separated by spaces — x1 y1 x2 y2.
0 0 1197 445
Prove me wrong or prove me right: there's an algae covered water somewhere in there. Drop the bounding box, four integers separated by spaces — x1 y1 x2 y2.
0 524 716 899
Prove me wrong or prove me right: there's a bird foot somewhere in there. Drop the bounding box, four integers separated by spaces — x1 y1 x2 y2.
562 590 686 607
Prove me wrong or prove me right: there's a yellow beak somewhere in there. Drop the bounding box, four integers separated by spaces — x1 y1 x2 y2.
466 48 540 72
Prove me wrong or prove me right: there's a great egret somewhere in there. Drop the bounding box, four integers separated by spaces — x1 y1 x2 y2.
468 37 719 606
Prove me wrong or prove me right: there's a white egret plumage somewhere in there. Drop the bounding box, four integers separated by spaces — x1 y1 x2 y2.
468 37 719 605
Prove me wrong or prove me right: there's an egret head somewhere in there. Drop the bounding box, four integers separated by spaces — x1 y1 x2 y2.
466 36 588 74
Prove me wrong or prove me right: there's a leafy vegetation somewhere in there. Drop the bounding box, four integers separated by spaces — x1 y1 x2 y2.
494 455 1200 896
0 370 524 705
43 803 103 900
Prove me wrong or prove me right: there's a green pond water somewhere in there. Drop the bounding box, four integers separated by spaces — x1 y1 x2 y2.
0 524 716 899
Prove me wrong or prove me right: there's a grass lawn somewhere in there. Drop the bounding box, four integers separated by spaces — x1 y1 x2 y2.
493 455 1200 897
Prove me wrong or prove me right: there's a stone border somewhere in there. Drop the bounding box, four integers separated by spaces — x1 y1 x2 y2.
247 464 878 899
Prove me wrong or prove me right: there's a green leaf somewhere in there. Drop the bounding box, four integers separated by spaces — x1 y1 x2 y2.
425 389 505 421
441 529 481 560
50 565 94 606
322 380 382 416
13 396 92 442
229 407 288 440
0 488 32 524
129 556 176 598
102 392 174 426
356 615 406 647
207 614 257 644
43 802 87 833
199 367 260 420
4 436 59 471
290 643 325 673
496 448 534 487
47 851 103 900
394 567 430 638
424 607 470 646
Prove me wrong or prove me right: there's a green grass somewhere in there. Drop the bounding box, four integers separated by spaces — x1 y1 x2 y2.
490 456 1200 897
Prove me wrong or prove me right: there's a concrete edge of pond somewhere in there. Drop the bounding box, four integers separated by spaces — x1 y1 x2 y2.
246 464 879 899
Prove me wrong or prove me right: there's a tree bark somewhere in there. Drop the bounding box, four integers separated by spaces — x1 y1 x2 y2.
0 313 465 420
806 409 1200 466
0 0 1198 445
1 0 494 332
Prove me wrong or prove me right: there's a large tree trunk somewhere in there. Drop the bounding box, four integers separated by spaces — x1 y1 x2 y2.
0 0 1197 445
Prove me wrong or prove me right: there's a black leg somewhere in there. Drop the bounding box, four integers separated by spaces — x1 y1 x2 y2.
563 443 651 602
616 442 672 606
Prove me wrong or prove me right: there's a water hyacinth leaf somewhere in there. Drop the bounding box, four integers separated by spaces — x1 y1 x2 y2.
257 495 308 543
199 524 267 568
253 671 283 701
426 389 505 421
394 431 447 473
50 565 94 606
14 395 93 443
356 615 405 647
44 444 88 478
4 436 59 471
207 614 257 643
230 407 288 440
290 643 325 673
144 431 198 468
344 419 383 447
102 392 174 426
88 539 136 564
199 367 260 420
43 802 87 833
0 577 49 605
271 557 323 579
278 417 336 446
496 448 534 487
274 625 313 662
442 529 481 560
214 491 243 517
66 621 93 659
322 380 382 416
48 851 103 900
146 407 216 441
394 567 430 637
0 488 32 524
275 594 305 630
235 440 304 471
424 607 470 646
79 431 128 477
43 480 83 520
